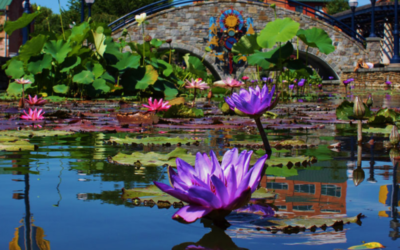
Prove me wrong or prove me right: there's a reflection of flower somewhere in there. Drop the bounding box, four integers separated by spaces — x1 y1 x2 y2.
154 148 268 223
225 85 277 117
25 95 47 106
186 78 209 90
142 97 171 112
21 108 45 121
235 204 275 217
135 13 147 26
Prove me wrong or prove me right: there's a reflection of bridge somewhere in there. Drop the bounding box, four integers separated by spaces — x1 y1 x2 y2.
109 0 381 80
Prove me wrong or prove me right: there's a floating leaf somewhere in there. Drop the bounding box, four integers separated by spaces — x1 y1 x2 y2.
107 136 198 145
109 147 196 167
336 100 371 120
0 138 36 151
0 130 74 138
162 104 204 118
368 108 400 125
348 242 385 249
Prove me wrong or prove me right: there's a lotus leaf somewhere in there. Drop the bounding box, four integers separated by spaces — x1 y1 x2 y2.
0 139 36 151
183 54 207 80
121 185 182 204
19 35 47 64
368 108 400 125
69 22 91 44
156 59 173 77
112 53 141 72
232 34 261 55
251 187 277 199
257 18 300 48
73 70 95 84
4 12 41 36
364 125 397 134
264 156 314 167
5 60 25 79
107 136 198 145
92 79 111 93
135 65 159 90
162 104 204 118
109 147 196 167
27 54 53 74
296 28 335 55
336 100 371 120
53 84 70 94
43 40 72 64
7 82 34 97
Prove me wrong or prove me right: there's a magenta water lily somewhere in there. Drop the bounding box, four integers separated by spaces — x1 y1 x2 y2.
154 148 269 223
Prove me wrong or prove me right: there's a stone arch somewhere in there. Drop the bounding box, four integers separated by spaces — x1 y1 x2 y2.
112 0 368 77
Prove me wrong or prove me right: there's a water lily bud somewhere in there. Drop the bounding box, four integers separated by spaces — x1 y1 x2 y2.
390 125 400 146
207 90 213 99
144 35 152 42
166 39 172 44
353 96 365 119
366 95 373 108
353 166 365 187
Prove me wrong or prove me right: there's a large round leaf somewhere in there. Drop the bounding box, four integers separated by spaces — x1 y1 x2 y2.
135 65 159 90
73 70 95 84
53 84 69 94
248 51 272 69
257 18 300 48
112 52 141 72
296 28 335 55
43 40 72 64
92 78 111 93
92 63 105 78
59 56 81 73
183 54 207 80
5 59 25 79
19 34 47 63
232 34 261 55
27 54 53 74
156 59 173 77
6 82 33 97
69 22 90 44
4 12 41 36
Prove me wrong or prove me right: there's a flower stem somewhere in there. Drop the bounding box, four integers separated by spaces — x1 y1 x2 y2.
192 88 197 108
142 24 145 67
357 119 362 143
254 117 272 157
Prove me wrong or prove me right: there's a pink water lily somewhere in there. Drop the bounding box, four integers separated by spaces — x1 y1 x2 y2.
15 78 32 84
25 95 47 106
154 148 268 223
142 97 171 112
185 78 209 90
214 77 244 89
21 108 45 121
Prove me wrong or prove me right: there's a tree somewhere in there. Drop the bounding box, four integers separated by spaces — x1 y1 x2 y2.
325 0 350 15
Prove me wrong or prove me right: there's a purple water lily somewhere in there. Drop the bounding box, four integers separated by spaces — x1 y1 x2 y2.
262 77 268 83
343 80 349 86
154 149 269 223
293 79 297 84
289 84 294 90
224 85 277 117
348 78 354 82
329 76 334 80
318 84 323 90
297 79 305 87
386 81 392 85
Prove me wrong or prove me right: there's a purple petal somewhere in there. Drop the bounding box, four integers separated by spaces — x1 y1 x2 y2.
153 181 192 204
227 187 252 210
248 155 268 192
176 158 196 186
226 165 237 200
195 152 211 182
235 151 253 183
211 175 229 207
188 186 221 209
172 205 213 223
221 148 238 170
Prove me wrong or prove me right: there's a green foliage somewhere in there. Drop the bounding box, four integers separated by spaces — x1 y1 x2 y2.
3 11 181 99
4 12 41 36
368 108 400 125
297 28 335 55
162 104 204 118
336 100 372 120
326 0 350 15
232 34 261 55
257 18 300 48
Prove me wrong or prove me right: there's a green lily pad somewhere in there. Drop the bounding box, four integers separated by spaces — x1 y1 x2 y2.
162 104 204 118
364 125 397 135
0 130 74 138
109 147 196 167
107 136 198 146
265 156 315 167
230 139 311 148
336 100 371 120
0 139 36 151
121 185 182 205
251 187 276 199
262 213 363 231
368 108 400 125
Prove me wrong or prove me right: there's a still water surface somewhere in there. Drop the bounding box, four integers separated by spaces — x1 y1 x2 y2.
0 95 399 249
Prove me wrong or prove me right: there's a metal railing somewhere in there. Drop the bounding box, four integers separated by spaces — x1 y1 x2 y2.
108 0 365 45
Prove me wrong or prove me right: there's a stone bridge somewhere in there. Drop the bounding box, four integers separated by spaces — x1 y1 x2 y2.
111 0 376 80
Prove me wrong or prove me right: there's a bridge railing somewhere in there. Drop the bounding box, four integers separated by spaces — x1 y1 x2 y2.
108 0 365 45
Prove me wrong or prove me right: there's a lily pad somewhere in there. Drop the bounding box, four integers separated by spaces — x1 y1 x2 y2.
0 130 74 138
260 213 363 231
121 185 182 205
107 136 198 146
0 138 37 151
368 108 400 125
109 147 196 167
265 156 315 167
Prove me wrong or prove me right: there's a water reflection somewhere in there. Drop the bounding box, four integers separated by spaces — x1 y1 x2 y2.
262 168 347 217
173 220 247 250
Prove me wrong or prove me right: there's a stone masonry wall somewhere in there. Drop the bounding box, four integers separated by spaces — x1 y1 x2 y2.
342 67 400 89
112 0 368 79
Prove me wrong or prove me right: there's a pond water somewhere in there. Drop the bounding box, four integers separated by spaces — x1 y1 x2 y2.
0 92 399 249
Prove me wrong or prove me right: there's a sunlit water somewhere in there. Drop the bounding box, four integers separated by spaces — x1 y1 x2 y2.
1 93 399 250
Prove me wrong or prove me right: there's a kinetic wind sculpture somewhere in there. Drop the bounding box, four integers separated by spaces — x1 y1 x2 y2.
208 9 254 74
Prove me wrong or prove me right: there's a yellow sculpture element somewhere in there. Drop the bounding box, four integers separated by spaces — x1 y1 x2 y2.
225 15 238 28
246 24 255 35
208 36 219 46
238 55 247 62
209 23 218 35
9 219 51 250
216 53 225 61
